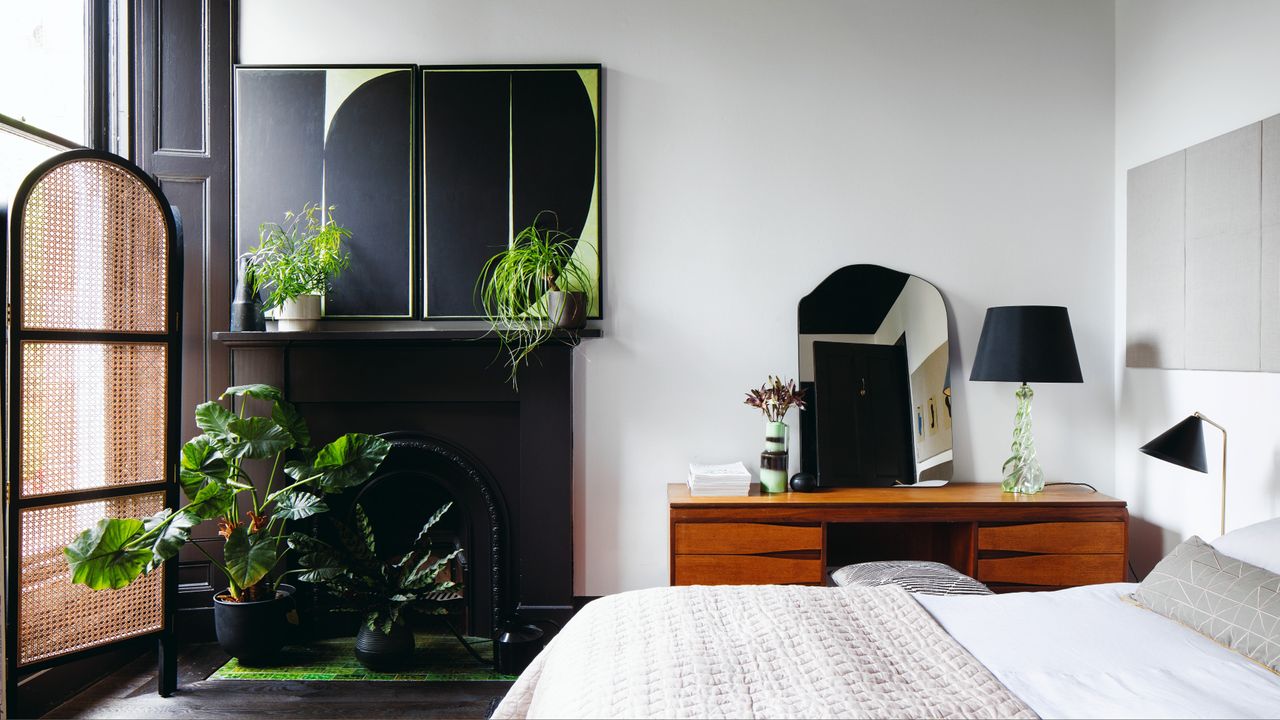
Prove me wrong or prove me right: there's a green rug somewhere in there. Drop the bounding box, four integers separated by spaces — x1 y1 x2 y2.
209 634 516 682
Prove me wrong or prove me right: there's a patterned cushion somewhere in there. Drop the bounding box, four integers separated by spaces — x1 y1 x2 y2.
829 560 993 596
1134 536 1280 673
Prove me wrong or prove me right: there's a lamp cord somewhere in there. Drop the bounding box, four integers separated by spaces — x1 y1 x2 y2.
1044 481 1098 493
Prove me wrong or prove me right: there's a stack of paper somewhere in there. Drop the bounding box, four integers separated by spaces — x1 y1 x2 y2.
687 461 752 496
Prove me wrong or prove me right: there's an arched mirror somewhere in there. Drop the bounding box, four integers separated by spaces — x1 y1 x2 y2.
798 265 952 486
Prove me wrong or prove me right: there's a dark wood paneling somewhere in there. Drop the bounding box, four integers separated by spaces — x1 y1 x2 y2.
135 0 234 609
156 0 205 153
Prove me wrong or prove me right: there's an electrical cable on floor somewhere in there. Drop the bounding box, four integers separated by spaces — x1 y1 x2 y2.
1044 481 1098 492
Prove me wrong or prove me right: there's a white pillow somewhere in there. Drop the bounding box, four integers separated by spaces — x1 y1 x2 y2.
1211 517 1280 575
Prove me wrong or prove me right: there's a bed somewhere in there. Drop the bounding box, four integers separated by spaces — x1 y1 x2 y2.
493 579 1280 719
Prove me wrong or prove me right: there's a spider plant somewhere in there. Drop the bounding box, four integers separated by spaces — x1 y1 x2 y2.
475 211 593 387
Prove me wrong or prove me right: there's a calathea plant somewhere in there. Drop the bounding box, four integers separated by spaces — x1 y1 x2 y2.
64 384 392 603
289 502 462 634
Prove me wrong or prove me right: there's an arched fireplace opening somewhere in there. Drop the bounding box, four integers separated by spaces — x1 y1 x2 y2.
325 432 509 639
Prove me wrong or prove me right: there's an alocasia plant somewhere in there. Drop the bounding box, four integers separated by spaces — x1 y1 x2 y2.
64 384 392 602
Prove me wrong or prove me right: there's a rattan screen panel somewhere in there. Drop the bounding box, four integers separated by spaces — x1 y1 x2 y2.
19 341 168 498
17 492 166 666
19 158 169 333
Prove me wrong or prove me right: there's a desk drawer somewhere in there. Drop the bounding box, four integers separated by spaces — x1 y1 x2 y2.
977 553 1124 587
979 522 1125 554
673 522 821 555
673 555 824 585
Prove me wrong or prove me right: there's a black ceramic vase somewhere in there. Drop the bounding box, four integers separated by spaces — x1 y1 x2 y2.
212 583 295 666
354 620 415 672
230 256 265 331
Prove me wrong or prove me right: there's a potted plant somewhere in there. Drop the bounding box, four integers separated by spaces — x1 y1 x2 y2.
744 376 807 493
476 211 594 387
64 383 392 665
245 202 351 331
289 502 462 671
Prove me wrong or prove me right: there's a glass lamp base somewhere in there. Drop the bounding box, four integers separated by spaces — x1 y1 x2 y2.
1001 383 1045 494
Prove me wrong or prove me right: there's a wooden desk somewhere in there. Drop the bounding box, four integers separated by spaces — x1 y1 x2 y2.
668 483 1128 592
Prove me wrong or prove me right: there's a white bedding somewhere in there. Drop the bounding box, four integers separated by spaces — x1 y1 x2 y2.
918 582 1280 719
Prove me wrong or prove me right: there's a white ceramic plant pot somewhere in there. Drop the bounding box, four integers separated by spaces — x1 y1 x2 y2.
276 294 322 332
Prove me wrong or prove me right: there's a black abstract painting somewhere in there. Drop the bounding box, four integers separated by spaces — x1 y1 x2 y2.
422 66 601 318
234 66 415 318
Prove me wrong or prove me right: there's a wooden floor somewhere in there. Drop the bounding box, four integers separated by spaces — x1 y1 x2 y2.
45 644 513 719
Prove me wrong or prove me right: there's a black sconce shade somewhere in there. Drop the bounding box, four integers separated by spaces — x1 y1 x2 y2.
969 306 1084 383
1139 415 1209 474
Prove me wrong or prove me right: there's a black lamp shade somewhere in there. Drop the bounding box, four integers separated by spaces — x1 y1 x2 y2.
969 306 1083 383
1139 415 1208 474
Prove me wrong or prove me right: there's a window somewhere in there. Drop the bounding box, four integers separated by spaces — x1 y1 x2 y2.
0 0 128 202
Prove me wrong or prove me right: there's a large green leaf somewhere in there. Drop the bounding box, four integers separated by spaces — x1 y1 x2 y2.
224 416 295 460
195 401 237 442
142 510 197 572
271 491 328 521
185 481 235 521
271 399 310 448
223 527 279 590
178 435 229 499
220 384 283 402
311 433 392 492
64 518 152 590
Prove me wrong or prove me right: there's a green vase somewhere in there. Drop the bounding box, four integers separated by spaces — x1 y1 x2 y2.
761 420 789 493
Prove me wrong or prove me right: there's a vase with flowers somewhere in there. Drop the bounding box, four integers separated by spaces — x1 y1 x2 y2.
744 376 807 493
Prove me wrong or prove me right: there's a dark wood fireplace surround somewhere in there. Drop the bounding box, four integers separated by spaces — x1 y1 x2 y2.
175 329 596 641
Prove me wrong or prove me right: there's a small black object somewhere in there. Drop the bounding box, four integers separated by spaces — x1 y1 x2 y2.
230 256 265 331
789 472 817 493
495 623 546 675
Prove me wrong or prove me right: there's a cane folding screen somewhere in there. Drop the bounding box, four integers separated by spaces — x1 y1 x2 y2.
5 151 181 692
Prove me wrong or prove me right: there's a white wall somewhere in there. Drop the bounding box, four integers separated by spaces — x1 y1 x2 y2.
239 0 1117 595
1115 0 1280 574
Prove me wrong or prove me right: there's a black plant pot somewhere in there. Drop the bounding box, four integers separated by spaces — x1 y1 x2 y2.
545 291 587 330
354 620 415 672
213 584 295 666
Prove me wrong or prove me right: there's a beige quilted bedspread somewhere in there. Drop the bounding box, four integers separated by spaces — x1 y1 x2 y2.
492 584 1036 719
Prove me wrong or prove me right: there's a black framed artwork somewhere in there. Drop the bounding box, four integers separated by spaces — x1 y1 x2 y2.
421 65 602 319
233 65 417 318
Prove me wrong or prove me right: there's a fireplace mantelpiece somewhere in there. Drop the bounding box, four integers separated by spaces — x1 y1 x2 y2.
176 330 589 638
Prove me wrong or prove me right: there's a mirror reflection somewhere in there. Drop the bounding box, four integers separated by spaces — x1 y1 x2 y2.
798 265 953 486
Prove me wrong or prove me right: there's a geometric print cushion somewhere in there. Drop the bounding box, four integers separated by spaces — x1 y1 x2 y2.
830 560 993 596
1133 536 1280 673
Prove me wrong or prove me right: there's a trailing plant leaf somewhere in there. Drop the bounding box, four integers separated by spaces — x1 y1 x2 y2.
223 527 279 590
224 416 295 460
195 401 236 442
475 210 595 387
272 491 328 521
221 384 284 402
271 399 311 448
64 518 152 590
310 433 393 492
